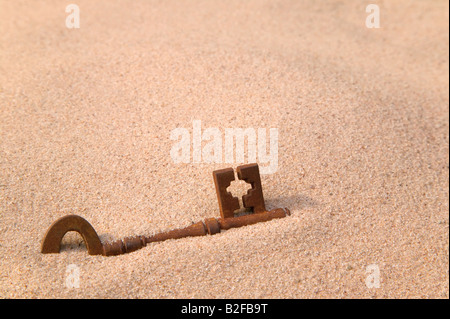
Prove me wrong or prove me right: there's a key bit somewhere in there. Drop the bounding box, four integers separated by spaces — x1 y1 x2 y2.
213 167 240 219
213 163 267 217
236 163 266 214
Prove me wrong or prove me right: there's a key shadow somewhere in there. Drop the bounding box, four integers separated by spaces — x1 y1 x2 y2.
230 193 317 217
58 231 111 253
265 194 318 212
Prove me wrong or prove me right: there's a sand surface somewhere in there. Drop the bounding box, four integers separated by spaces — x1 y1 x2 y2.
0 0 448 298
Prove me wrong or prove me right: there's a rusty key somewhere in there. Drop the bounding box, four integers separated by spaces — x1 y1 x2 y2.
41 163 290 257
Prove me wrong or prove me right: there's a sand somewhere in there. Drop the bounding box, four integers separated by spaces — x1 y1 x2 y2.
0 0 448 298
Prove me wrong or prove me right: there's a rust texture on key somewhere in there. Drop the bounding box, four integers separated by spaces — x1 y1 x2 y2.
41 163 291 257
213 167 240 219
102 235 147 256
204 217 221 235
145 221 207 244
102 222 208 256
41 215 103 255
101 208 290 256
236 163 266 214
